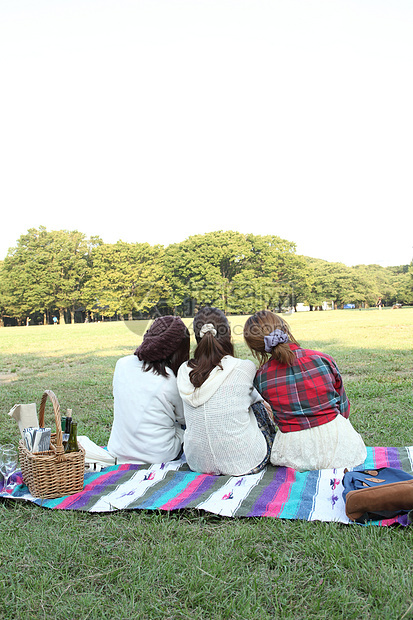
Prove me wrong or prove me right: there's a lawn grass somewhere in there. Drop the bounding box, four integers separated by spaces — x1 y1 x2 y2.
1 309 413 620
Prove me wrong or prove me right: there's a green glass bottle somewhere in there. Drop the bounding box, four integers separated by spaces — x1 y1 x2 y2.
62 411 72 448
64 421 79 453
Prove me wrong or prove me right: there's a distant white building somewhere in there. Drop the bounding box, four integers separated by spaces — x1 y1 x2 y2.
296 301 334 312
322 300 334 310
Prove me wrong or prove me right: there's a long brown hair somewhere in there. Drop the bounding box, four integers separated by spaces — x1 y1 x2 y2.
188 307 234 388
243 310 298 366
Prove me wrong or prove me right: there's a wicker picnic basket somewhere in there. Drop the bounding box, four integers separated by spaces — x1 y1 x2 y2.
18 390 85 499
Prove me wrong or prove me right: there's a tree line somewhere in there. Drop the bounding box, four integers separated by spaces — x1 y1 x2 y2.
0 226 411 326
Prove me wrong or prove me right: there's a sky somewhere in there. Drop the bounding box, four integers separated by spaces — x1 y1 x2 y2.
1 0 412 267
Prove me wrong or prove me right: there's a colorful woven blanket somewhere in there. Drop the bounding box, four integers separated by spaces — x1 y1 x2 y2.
2 446 413 526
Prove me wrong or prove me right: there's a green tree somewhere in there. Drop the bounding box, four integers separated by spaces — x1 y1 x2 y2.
163 231 310 315
383 264 412 306
0 227 99 324
48 229 101 323
163 231 253 313
0 261 7 326
353 264 399 307
84 241 166 319
1 227 52 324
229 234 311 313
305 258 371 309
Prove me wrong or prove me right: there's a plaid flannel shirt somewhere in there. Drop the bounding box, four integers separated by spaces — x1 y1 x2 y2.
254 344 350 433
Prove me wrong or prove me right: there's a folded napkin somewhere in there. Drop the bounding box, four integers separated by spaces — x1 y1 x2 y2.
78 436 117 471
8 403 39 438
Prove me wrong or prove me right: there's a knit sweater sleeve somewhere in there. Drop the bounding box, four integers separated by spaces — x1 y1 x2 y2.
240 359 262 404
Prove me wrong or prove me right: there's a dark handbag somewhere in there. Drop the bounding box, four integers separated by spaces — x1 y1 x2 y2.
342 467 413 523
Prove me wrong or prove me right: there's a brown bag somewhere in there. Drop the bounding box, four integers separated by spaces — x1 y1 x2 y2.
343 468 413 523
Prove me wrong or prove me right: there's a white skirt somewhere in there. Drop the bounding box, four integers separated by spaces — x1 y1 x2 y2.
270 414 367 472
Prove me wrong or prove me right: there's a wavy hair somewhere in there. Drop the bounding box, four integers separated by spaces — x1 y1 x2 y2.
188 307 234 388
243 310 298 367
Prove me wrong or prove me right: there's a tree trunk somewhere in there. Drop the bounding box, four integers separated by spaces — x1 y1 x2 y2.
59 308 65 324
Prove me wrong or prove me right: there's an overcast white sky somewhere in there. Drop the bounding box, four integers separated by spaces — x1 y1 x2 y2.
1 0 412 267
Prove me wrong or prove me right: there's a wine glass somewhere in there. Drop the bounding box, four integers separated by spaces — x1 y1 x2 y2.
0 443 14 488
0 445 18 492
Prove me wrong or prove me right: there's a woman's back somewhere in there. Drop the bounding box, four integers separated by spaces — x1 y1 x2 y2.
108 355 185 464
178 356 267 475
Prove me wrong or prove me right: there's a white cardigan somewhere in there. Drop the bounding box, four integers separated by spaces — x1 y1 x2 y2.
177 356 266 476
107 355 185 464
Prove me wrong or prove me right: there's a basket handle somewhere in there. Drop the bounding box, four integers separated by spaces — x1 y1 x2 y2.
38 390 65 458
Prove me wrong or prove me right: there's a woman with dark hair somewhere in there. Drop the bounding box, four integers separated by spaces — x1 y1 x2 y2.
107 316 190 464
244 310 366 472
177 307 276 476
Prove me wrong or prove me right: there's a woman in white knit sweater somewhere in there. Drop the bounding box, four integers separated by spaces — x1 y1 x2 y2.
177 307 276 476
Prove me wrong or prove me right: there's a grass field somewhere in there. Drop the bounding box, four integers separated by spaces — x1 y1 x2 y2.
0 309 412 619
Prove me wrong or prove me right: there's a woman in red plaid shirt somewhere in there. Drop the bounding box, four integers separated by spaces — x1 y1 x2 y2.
243 310 367 472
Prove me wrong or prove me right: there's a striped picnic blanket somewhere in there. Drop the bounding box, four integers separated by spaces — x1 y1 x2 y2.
2 446 413 526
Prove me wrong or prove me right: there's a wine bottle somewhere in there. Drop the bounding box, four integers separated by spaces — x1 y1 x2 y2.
62 410 72 447
64 421 79 453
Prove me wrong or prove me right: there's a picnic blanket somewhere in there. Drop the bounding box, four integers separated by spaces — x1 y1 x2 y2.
2 446 413 526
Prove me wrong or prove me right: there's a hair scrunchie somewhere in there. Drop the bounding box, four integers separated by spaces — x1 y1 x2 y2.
199 323 217 338
264 329 289 352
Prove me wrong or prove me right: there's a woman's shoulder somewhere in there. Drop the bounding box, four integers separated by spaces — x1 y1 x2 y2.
255 358 272 377
294 346 336 366
224 356 257 376
116 355 175 381
115 354 141 369
177 360 189 378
